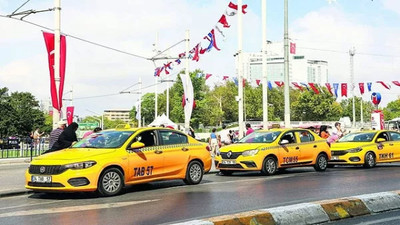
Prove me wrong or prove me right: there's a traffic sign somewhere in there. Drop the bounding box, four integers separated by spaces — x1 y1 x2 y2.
78 122 99 130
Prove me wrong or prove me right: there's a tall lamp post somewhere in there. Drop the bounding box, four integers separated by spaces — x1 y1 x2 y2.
349 47 356 128
283 0 291 128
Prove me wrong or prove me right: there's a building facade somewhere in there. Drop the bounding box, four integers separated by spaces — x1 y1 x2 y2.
241 41 328 85
104 109 131 123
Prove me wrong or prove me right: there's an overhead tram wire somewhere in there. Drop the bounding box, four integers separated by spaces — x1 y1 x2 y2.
0 14 150 60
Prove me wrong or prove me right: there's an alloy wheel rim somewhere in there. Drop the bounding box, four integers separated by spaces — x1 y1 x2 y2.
190 164 202 182
319 156 327 169
267 159 276 173
102 171 121 193
367 154 374 166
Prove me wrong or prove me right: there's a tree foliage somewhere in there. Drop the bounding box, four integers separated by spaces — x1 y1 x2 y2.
383 98 400 120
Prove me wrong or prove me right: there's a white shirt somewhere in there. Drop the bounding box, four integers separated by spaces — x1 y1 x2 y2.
219 129 230 143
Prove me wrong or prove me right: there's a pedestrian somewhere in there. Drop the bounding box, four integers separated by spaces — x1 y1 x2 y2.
83 127 102 138
319 125 330 139
49 120 67 149
46 122 79 153
33 127 44 149
219 125 231 146
245 123 254 136
327 122 343 144
209 128 219 157
188 127 196 138
228 130 235 143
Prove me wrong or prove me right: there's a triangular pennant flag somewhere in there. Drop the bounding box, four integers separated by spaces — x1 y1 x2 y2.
325 83 333 96
242 78 246 87
227 2 248 14
191 43 201 62
268 81 273 90
200 29 221 54
341 83 348 97
359 83 365 95
205 74 212 80
292 82 303 91
275 81 284 87
218 14 230 28
367 82 372 92
163 62 172 75
393 81 400 87
256 79 261 86
223 76 229 81
308 83 320 94
300 83 309 91
376 81 391 90
233 77 238 86
154 67 163 77
333 83 339 98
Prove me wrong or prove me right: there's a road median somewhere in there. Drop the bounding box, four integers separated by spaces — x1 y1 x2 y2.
173 190 400 225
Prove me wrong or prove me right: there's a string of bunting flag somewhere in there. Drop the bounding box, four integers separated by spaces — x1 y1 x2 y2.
196 73 400 97
153 2 248 77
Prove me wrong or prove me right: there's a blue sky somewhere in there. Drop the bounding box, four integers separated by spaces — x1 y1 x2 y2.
0 0 399 118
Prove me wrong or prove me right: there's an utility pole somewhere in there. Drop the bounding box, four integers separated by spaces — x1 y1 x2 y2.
349 47 356 128
53 0 61 129
238 0 244 138
262 0 268 129
138 77 142 127
154 33 159 119
284 0 291 128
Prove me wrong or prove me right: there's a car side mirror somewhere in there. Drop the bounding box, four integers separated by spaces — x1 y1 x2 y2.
280 139 289 145
129 141 145 149
376 138 386 143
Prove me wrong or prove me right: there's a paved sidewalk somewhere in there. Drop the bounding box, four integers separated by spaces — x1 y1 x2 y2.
0 157 219 198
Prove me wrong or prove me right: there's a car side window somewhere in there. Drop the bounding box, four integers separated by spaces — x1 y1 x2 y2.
133 131 157 147
296 131 314 143
160 131 188 145
389 132 400 141
281 132 296 144
376 132 389 142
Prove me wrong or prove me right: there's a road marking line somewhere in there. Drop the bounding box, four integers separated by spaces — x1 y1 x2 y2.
0 199 160 218
0 200 69 211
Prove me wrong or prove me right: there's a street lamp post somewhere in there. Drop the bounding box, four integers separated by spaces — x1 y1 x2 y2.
283 0 291 128
237 0 244 138
349 47 356 128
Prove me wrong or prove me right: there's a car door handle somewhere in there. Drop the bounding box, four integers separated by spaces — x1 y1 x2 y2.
181 147 189 151
295 147 300 150
155 150 163 154
313 145 317 148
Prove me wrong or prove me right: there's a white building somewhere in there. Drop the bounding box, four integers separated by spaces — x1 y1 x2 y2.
104 109 131 123
241 41 328 85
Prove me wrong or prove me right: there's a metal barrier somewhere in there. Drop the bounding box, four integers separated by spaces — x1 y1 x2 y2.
0 137 48 159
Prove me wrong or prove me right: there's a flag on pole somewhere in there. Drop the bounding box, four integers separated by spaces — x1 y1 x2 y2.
359 83 365 95
135 100 141 121
376 81 391 90
308 83 320 94
66 106 74 125
180 73 194 128
341 83 348 97
325 83 333 95
333 83 339 98
43 31 67 112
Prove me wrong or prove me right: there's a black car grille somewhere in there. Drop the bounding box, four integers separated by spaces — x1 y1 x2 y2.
29 165 67 175
218 164 244 169
331 150 348 156
28 182 65 187
220 152 242 159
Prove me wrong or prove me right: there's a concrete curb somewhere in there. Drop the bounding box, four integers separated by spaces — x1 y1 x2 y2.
0 190 33 198
172 190 400 225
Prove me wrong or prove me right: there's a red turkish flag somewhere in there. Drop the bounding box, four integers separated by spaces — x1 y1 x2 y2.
223 76 229 81
290 42 296 54
341 83 348 97
43 32 67 111
256 80 261 86
359 83 365 95
205 74 212 80
308 83 320 94
275 81 284 87
66 106 74 125
218 14 230 28
377 81 391 89
393 81 400 87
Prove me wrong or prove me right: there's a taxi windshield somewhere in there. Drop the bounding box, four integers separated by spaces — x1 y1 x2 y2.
239 131 281 143
73 130 135 148
338 132 376 142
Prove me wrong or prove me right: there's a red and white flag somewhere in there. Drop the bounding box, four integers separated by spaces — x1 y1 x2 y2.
66 106 74 125
292 82 303 91
256 79 261 86
341 83 348 97
223 76 229 81
393 81 400 87
43 32 67 112
359 83 365 95
325 83 333 95
205 74 212 80
308 83 320 94
290 42 296 54
376 81 391 90
218 14 230 28
275 81 284 87
227 2 248 15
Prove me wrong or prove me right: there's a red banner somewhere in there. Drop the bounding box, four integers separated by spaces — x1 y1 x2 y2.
290 42 296 54
308 83 320 94
325 83 333 95
359 83 365 95
341 83 347 97
256 79 261 86
393 81 400 87
292 82 303 91
205 73 212 80
223 76 229 81
43 32 66 111
376 81 391 90
66 106 74 125
275 81 284 87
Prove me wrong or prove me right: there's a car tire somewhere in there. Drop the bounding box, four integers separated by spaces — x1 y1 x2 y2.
363 152 376 168
261 157 277 175
184 161 204 185
98 168 124 197
219 170 233 176
314 154 328 172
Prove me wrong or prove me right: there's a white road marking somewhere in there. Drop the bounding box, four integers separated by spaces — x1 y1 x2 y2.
0 199 160 218
0 200 69 211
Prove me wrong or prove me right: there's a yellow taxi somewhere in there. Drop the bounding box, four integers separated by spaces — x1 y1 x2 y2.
25 127 211 196
215 129 331 175
329 130 400 168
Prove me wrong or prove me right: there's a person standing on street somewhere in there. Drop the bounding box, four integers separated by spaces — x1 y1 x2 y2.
219 125 231 146
33 127 44 150
209 128 219 157
245 123 254 136
46 122 79 153
49 121 67 149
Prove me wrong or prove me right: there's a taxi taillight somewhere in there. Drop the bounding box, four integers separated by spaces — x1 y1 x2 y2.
206 146 211 151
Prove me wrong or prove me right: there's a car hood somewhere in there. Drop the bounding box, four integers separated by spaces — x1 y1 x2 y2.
331 142 373 150
32 148 117 163
219 143 269 152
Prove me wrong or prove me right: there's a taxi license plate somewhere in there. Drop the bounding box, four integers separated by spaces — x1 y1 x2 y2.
221 160 236 164
31 175 52 183
331 156 339 160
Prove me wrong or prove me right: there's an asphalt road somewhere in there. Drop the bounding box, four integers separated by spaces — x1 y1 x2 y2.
0 163 29 193
1 164 400 225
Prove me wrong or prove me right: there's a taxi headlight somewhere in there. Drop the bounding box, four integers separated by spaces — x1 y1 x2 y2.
64 161 97 170
242 149 259 156
347 148 362 153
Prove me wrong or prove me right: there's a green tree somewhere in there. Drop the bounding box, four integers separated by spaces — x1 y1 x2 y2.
340 97 375 122
383 98 400 120
0 87 16 138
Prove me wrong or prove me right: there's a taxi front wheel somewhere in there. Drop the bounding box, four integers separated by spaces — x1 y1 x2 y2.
98 168 124 197
261 157 277 175
184 161 204 185
314 154 328 172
